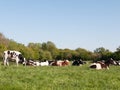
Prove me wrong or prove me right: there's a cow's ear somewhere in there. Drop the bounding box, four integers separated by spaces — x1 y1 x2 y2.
7 51 10 54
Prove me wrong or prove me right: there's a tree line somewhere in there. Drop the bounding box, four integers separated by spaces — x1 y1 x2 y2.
0 33 120 61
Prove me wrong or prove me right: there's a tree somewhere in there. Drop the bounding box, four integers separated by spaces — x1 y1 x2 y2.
75 48 93 60
71 50 79 60
112 46 120 60
42 42 47 51
62 49 72 60
46 41 58 59
94 47 112 60
116 46 120 52
28 43 42 51
38 50 52 60
27 43 42 59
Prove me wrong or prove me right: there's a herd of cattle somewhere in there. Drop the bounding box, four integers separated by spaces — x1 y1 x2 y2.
2 50 120 70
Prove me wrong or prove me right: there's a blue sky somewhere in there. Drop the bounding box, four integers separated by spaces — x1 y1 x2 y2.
0 0 120 52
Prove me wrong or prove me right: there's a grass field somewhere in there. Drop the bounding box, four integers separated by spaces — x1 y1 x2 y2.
0 62 120 90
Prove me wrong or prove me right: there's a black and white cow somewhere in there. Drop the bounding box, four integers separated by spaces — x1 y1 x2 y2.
72 59 86 66
25 60 49 66
3 50 26 66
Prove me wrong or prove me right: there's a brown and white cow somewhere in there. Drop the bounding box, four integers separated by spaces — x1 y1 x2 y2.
51 60 70 66
90 61 109 70
89 59 115 70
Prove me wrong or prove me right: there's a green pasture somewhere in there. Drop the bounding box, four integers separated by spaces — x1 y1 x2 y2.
0 62 120 90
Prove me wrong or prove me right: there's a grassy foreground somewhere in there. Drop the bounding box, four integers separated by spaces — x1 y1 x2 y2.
0 62 120 90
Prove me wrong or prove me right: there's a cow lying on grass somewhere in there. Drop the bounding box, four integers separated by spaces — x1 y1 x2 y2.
24 60 49 66
90 59 115 70
72 59 86 66
50 60 70 66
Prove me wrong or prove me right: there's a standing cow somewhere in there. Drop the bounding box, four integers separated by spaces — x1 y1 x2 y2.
3 50 26 66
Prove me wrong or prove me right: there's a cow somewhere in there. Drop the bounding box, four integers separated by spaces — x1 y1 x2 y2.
72 59 86 66
89 59 115 70
116 60 120 65
39 60 49 66
3 50 26 66
25 60 49 66
51 60 70 66
90 61 109 70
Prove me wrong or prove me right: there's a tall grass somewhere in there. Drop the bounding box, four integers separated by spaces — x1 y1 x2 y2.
0 62 120 90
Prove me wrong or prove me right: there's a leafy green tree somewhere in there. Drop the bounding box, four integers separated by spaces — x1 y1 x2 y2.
44 51 52 60
71 50 79 60
46 41 58 59
55 49 64 60
27 43 42 59
75 48 93 60
42 42 47 51
94 47 112 60
112 46 120 60
38 50 52 60
62 49 72 60
28 43 42 51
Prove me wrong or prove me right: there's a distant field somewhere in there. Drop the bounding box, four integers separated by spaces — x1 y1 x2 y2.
0 61 120 90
